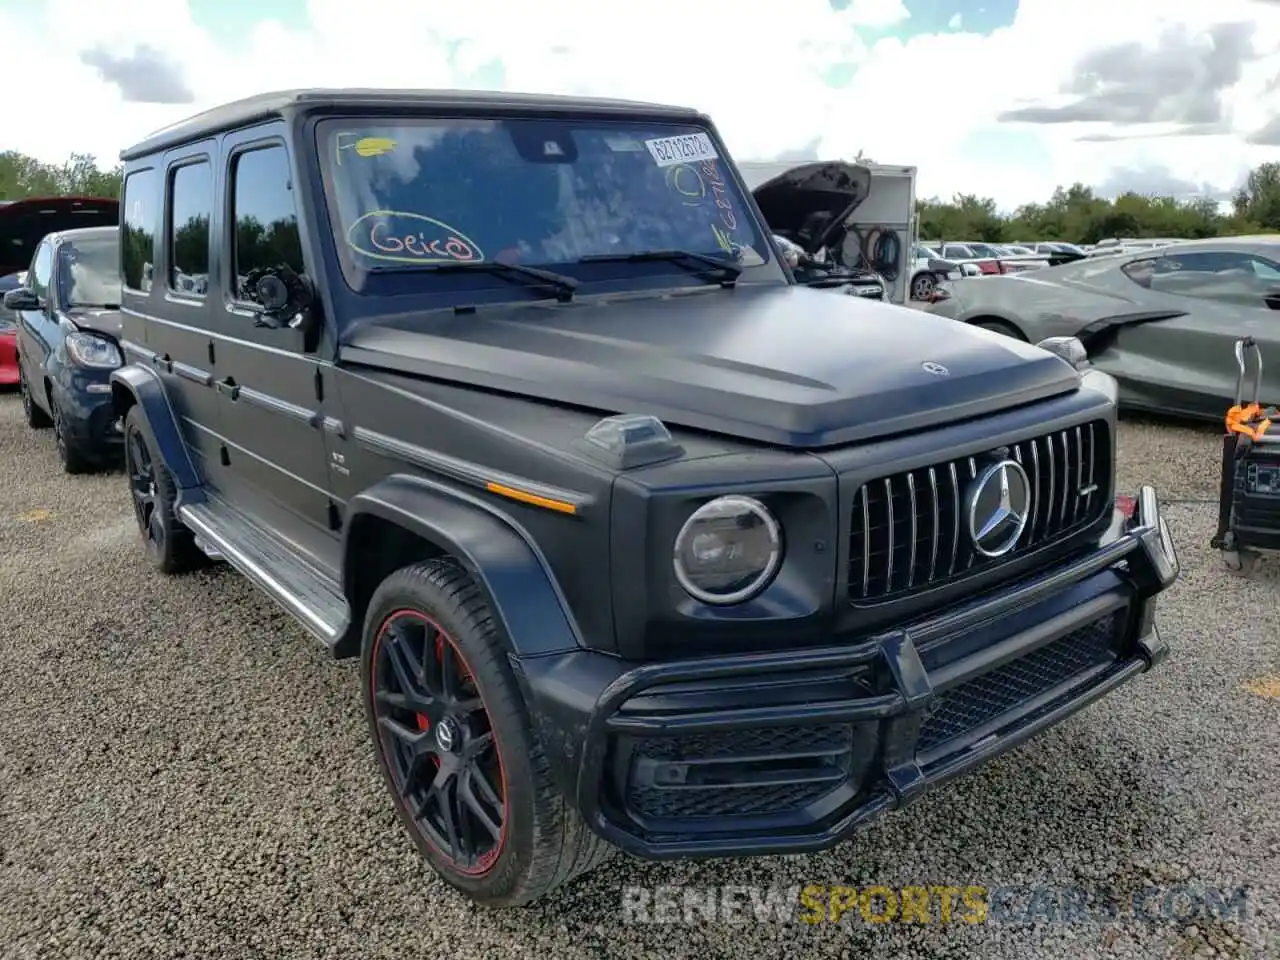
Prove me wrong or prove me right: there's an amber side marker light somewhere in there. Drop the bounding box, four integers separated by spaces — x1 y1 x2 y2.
485 481 578 515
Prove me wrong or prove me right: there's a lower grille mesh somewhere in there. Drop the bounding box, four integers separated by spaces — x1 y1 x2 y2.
917 611 1123 756
625 724 853 821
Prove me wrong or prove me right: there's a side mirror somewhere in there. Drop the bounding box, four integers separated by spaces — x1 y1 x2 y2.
2 287 40 311
1265 287 1280 311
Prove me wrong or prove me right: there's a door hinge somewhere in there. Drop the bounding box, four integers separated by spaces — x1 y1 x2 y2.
314 367 324 402
207 341 216 365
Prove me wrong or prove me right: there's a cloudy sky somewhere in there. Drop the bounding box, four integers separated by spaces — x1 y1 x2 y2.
2 0 1279 210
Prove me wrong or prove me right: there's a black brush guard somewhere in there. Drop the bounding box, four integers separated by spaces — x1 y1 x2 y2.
523 487 1179 859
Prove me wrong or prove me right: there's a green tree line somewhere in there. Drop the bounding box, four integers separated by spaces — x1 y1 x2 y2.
6 148 1280 249
0 151 122 201
917 162 1280 245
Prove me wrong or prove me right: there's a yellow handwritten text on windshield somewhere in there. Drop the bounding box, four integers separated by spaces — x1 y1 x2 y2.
666 160 741 253
334 133 398 165
665 164 706 204
347 211 484 264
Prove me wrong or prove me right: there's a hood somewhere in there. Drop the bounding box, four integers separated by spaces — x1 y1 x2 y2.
64 307 122 338
339 285 1081 449
0 197 119 275
751 161 871 256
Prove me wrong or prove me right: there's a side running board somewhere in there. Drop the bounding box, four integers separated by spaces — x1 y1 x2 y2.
178 501 350 648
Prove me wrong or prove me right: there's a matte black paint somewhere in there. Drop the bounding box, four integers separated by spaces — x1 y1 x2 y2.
109 88 1178 863
341 288 1083 449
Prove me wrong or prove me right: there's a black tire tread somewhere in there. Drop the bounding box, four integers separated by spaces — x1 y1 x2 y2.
365 559 612 906
53 399 95 475
124 406 204 575
20 368 52 429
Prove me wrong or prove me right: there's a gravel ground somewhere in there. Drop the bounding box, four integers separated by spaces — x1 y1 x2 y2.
1 392 1278 960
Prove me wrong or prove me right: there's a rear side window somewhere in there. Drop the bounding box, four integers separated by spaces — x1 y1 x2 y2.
122 169 158 292
230 145 304 299
1120 258 1157 288
167 160 212 296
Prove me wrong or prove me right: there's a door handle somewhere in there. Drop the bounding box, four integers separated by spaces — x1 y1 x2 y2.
152 353 172 373
215 378 240 399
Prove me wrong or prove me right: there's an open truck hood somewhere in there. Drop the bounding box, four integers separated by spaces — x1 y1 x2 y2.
0 197 119 275
751 161 871 256
339 285 1080 449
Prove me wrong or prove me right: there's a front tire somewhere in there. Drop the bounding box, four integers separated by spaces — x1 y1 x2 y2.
19 366 52 429
361 559 612 906
49 393 94 475
123 406 204 574
911 272 936 300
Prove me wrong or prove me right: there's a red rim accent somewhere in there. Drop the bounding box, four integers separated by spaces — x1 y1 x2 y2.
370 608 510 877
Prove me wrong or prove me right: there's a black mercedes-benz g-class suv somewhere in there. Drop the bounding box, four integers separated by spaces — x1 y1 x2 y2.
110 88 1179 907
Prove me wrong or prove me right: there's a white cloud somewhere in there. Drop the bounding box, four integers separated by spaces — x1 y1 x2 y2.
2 0 1278 210
948 12 962 29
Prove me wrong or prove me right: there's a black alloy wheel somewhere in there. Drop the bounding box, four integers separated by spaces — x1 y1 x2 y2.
122 406 202 574
371 609 507 877
361 560 612 906
126 416 163 561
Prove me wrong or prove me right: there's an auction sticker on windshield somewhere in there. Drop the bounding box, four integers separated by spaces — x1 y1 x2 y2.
645 132 719 167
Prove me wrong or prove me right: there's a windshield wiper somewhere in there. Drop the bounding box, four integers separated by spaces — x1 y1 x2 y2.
419 261 578 302
578 249 743 285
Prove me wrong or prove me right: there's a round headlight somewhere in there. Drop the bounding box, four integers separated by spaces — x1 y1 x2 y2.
672 496 782 605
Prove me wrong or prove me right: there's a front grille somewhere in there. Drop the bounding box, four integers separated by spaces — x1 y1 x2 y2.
625 724 853 821
916 611 1123 756
847 421 1109 603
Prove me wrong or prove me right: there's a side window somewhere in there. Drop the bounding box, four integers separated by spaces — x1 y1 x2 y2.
230 145 304 300
28 241 54 300
168 161 212 296
1120 257 1158 289
122 168 158 293
1145 251 1274 305
1249 257 1280 283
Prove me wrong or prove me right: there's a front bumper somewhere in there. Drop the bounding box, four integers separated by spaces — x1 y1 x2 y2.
52 370 123 455
520 486 1178 860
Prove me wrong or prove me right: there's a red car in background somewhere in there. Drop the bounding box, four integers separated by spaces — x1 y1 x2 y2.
0 196 119 389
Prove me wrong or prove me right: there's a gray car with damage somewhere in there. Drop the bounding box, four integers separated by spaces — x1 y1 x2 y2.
927 236 1280 420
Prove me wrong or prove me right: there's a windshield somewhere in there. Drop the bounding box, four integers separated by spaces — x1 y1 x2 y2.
317 117 773 298
57 235 120 308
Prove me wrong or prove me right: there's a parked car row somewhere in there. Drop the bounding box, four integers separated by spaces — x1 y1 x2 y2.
0 195 123 472
925 234 1280 420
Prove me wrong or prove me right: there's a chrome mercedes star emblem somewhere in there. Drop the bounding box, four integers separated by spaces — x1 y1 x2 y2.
968 459 1032 558
921 361 950 376
434 718 459 753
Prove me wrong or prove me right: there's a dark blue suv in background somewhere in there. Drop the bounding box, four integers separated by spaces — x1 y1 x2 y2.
3 225 124 473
